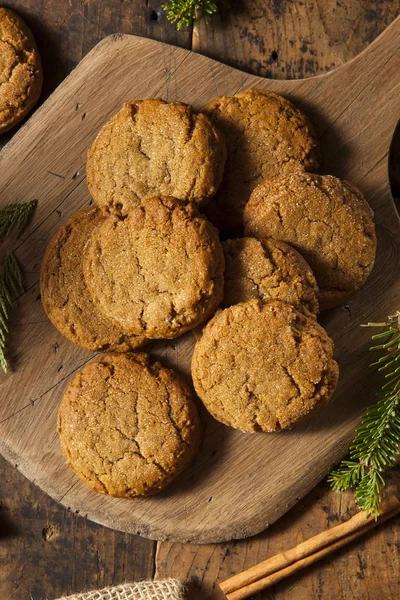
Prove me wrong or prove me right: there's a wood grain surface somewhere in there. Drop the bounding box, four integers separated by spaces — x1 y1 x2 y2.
1 0 399 150
1 19 400 545
1 1 400 599
193 0 400 78
155 467 400 600
0 454 156 599
2 0 399 90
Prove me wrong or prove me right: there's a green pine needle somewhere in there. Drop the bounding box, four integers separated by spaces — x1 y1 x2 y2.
0 200 37 237
328 312 400 517
0 251 24 373
162 0 223 29
0 199 36 372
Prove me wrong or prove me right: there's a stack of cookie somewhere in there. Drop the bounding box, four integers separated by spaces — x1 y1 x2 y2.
41 89 377 498
192 89 376 434
41 100 226 498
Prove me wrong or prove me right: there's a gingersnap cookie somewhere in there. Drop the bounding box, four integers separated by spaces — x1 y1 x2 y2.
87 99 227 217
202 88 319 235
222 237 319 315
244 173 377 310
0 8 42 134
83 195 225 339
192 299 339 432
58 352 202 497
40 208 147 352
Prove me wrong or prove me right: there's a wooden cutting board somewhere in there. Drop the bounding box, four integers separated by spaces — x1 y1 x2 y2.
0 19 399 544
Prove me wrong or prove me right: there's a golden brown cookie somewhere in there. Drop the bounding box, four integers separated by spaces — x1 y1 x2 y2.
0 8 42 134
244 173 377 310
83 195 225 339
222 237 319 316
40 208 147 351
192 299 339 432
58 352 202 497
202 88 319 235
87 99 227 217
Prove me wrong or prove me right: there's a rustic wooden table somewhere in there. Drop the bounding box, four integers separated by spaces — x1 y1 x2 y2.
1 1 400 599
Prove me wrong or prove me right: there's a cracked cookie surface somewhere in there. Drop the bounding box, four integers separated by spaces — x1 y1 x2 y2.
244 173 377 310
58 352 202 497
222 237 319 316
83 195 225 339
191 299 339 432
0 8 42 133
86 98 227 217
202 88 319 236
40 208 147 351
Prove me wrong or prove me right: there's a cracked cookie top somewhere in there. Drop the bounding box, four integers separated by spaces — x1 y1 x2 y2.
202 88 319 236
58 352 202 497
244 173 377 310
86 98 227 216
222 237 319 316
0 8 42 134
83 195 225 339
40 208 147 352
191 299 339 432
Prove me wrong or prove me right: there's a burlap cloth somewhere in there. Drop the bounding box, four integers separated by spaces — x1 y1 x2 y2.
55 580 186 600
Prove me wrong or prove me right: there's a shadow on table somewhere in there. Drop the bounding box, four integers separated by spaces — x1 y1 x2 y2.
0 507 19 540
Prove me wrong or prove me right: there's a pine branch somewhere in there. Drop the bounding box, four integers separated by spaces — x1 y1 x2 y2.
162 0 224 29
0 251 24 373
0 199 36 372
328 312 400 517
0 200 37 237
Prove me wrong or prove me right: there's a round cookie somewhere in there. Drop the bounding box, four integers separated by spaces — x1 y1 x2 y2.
0 8 42 134
222 237 319 316
87 99 227 217
202 88 319 235
40 208 147 351
83 195 225 339
244 173 377 310
192 299 339 432
58 352 202 497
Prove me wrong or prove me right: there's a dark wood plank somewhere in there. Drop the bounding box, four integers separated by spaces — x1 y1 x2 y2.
194 0 400 78
0 454 156 598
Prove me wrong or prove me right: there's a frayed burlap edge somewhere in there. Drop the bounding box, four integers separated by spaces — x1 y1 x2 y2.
55 579 186 600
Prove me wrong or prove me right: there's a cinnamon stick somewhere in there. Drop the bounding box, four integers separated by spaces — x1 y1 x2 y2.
220 495 400 600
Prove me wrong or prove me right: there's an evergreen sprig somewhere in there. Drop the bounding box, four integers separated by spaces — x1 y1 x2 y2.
0 200 36 372
328 313 400 517
162 0 222 29
0 200 37 237
0 251 23 373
